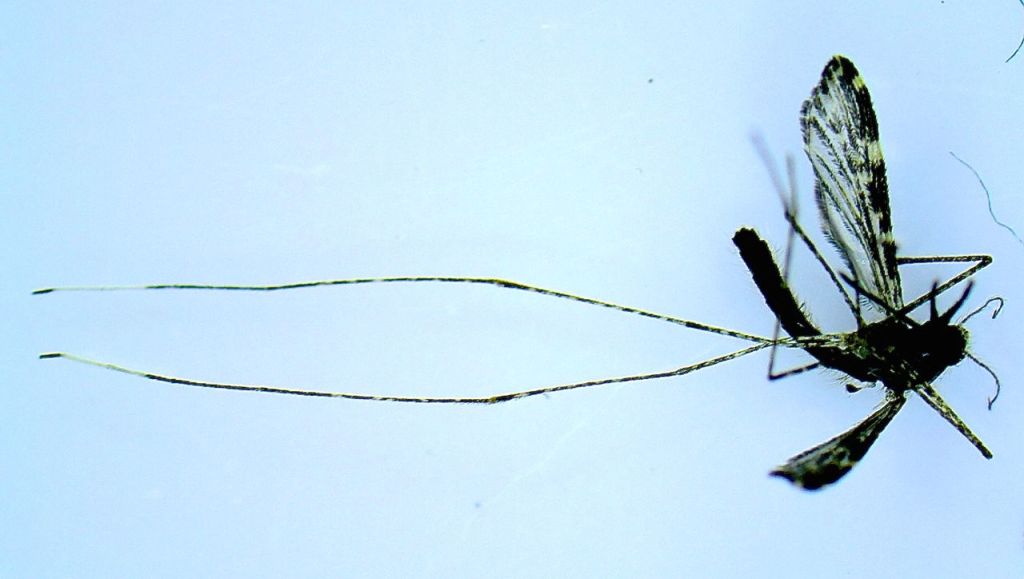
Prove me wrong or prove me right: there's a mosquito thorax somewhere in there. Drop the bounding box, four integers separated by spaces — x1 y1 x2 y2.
841 318 969 390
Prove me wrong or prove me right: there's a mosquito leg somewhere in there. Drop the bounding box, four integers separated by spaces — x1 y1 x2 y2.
914 382 993 458
895 254 992 314
843 266 983 328
767 361 821 381
786 211 861 321
844 382 874 393
34 276 771 345
39 342 773 404
745 150 842 382
751 138 860 322
778 155 800 298
764 157 806 381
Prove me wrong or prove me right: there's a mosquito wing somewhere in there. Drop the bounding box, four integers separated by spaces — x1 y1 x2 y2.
771 394 907 490
801 55 902 310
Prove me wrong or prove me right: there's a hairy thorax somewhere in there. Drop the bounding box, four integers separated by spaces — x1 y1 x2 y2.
833 320 969 390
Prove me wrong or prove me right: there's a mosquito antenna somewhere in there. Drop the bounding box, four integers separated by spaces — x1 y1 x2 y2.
960 296 1004 324
38 343 773 404
769 157 805 373
780 156 800 284
763 158 805 378
929 281 939 321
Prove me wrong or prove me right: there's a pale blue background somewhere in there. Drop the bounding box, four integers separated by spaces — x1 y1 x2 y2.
6 2 1024 577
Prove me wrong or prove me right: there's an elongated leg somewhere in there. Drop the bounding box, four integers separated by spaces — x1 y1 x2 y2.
35 276 794 399
765 156 805 379
914 382 993 458
34 276 769 344
895 254 992 314
751 140 860 322
40 342 772 404
768 362 821 381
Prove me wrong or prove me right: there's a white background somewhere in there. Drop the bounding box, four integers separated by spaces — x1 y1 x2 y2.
6 2 1024 577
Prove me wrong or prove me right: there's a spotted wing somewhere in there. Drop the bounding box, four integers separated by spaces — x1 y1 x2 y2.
801 55 902 310
771 395 906 490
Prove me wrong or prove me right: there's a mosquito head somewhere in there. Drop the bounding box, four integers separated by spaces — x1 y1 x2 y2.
906 323 971 387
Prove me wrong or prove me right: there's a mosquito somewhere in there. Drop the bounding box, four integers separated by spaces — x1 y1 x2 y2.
36 55 1000 490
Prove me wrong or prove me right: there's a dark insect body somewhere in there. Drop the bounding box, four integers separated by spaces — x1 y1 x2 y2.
733 225 986 489
728 56 995 488
36 56 998 490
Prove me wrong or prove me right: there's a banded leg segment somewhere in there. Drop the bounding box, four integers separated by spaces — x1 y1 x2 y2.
40 343 773 404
